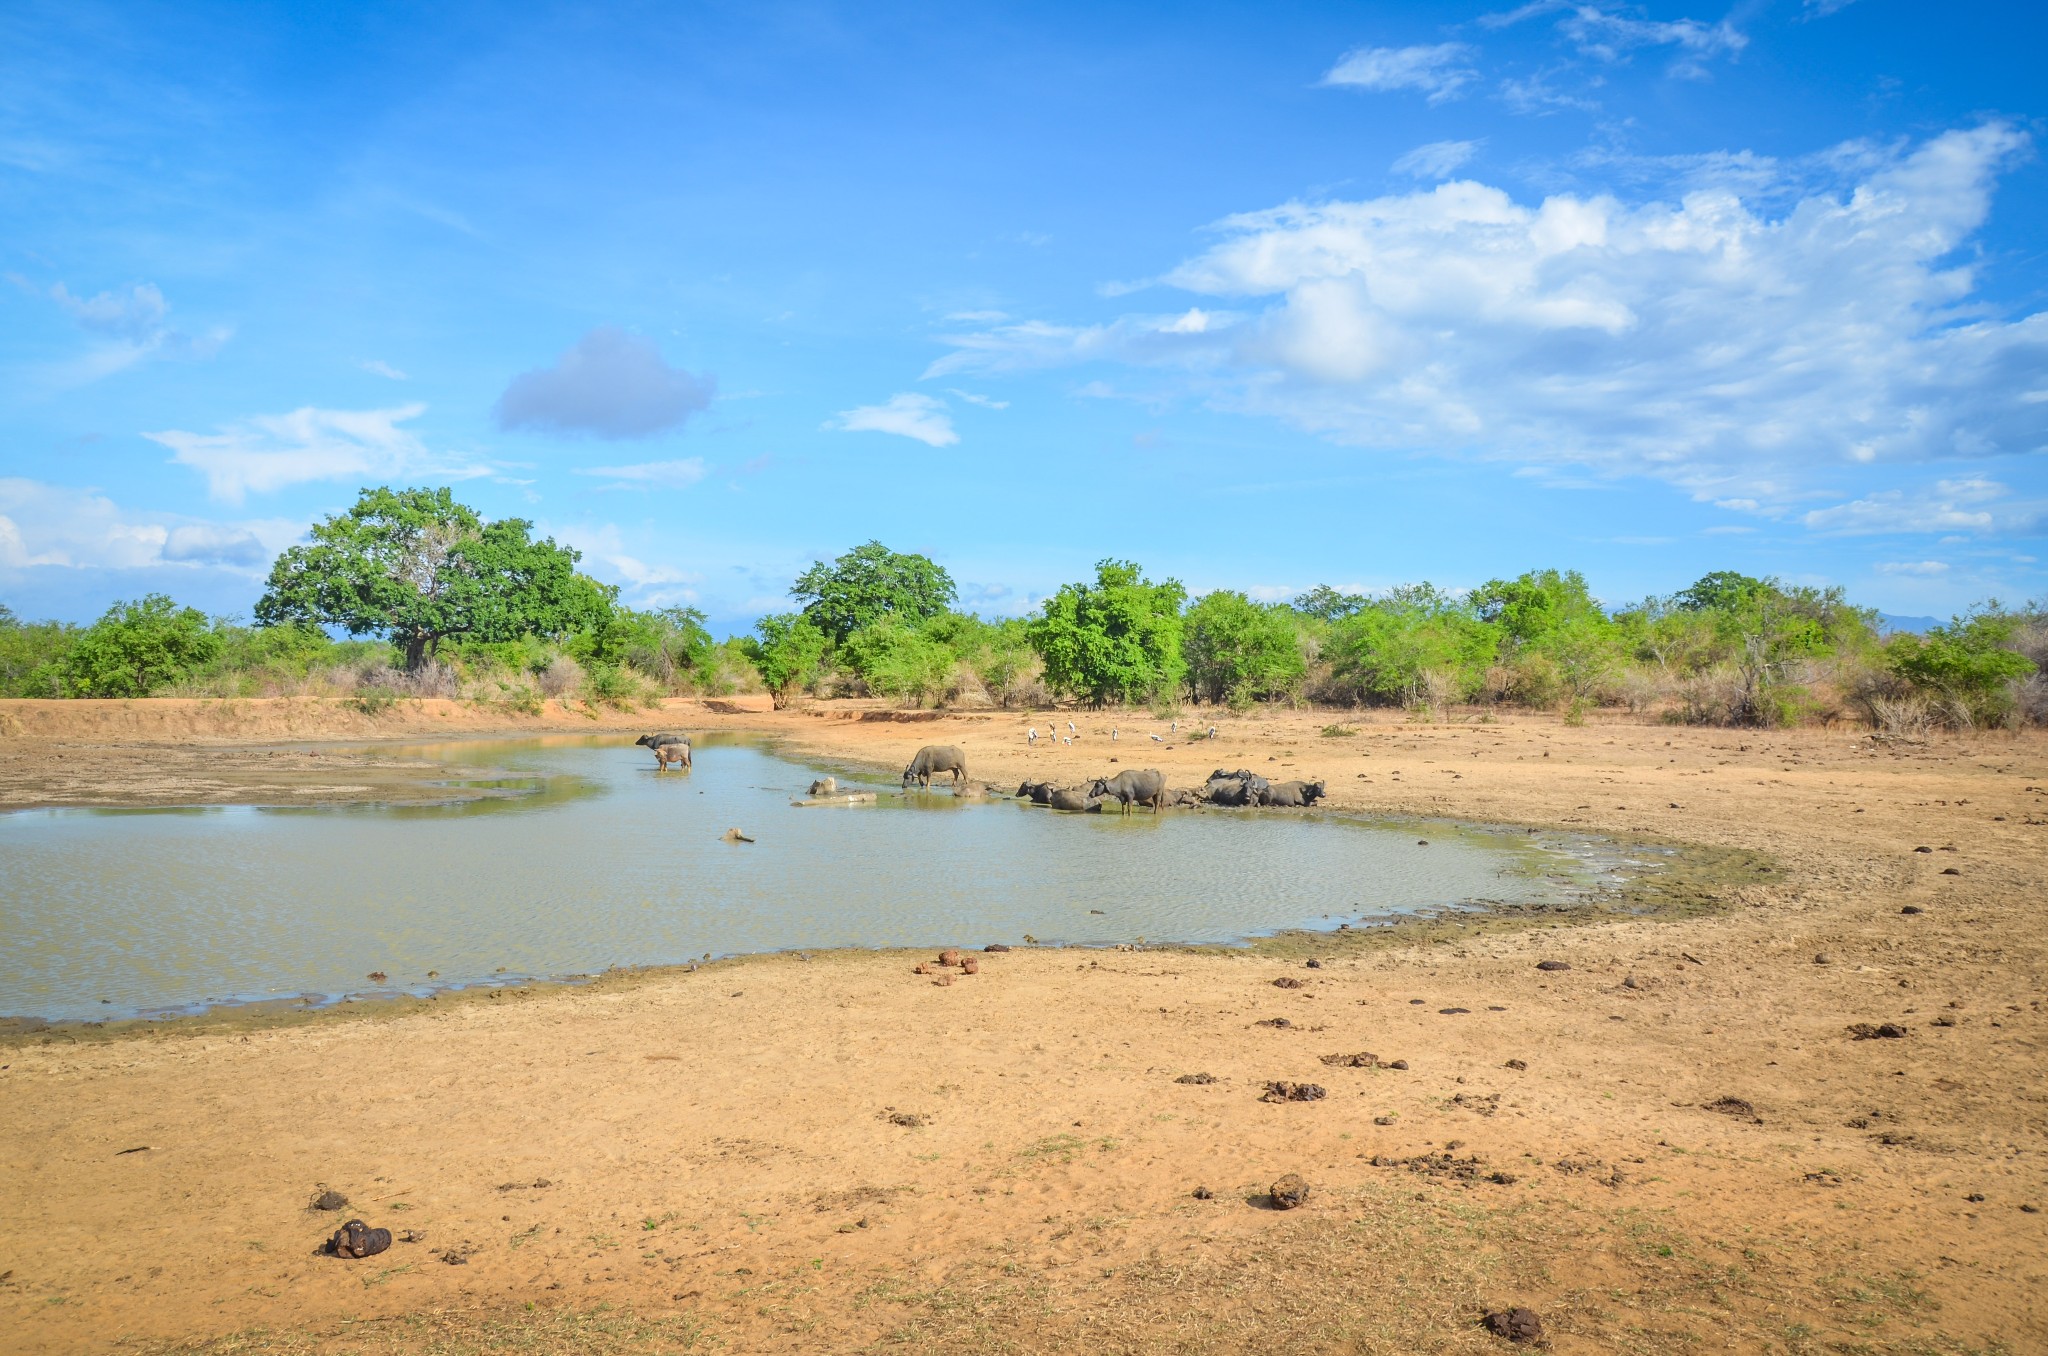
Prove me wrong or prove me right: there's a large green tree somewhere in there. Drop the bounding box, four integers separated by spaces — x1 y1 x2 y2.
742 612 829 707
791 540 956 645
256 486 614 668
1027 559 1187 706
1182 590 1306 705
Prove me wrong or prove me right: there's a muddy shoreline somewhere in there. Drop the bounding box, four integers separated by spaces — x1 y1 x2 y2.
1 698 2043 1354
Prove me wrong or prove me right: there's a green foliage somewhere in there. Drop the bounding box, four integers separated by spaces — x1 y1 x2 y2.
1292 585 1369 623
1884 607 2036 726
0 604 77 697
57 595 224 697
257 485 615 669
842 615 955 706
1182 590 1306 706
568 605 714 691
791 540 956 645
1027 560 1187 706
1324 585 1496 707
741 612 829 707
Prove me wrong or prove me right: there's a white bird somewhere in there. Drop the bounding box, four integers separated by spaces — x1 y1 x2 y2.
1067 720 1076 735
1207 725 1217 739
1062 735 1072 746
1111 727 1118 741
1027 727 1037 744
1150 733 1163 743
1171 720 1178 733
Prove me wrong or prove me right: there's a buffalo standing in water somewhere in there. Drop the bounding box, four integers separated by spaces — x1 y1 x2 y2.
901 744 968 789
635 733 692 770
1089 768 1168 815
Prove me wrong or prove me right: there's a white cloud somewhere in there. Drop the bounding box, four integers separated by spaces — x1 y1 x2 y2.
1554 8 1746 63
0 479 297 574
946 388 1011 409
572 457 709 489
162 524 268 566
146 402 490 503
829 393 959 447
11 275 231 387
1802 479 2042 536
1804 0 1858 15
48 281 168 341
495 327 715 440
359 359 409 381
1393 139 1483 179
1876 560 1949 576
934 124 2046 516
547 522 702 607
1322 44 1478 103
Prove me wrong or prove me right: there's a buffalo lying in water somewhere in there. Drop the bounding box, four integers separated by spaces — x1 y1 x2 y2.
1015 780 1057 805
1259 779 1327 807
1203 768 1268 806
1047 785 1102 813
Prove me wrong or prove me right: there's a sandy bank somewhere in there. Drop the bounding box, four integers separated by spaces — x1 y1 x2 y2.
0 702 2044 1353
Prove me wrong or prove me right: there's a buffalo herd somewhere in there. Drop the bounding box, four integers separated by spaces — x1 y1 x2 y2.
1012 764 1326 815
639 734 1326 817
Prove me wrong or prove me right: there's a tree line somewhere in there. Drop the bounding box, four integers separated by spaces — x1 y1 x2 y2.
2 485 2041 731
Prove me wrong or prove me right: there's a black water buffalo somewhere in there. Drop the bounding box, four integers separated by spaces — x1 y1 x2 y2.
1015 780 1057 804
1089 768 1168 815
1260 779 1327 807
902 744 968 788
1047 785 1102 812
635 733 692 770
1203 768 1269 806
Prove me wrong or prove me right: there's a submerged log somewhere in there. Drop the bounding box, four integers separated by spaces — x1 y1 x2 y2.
789 792 880 807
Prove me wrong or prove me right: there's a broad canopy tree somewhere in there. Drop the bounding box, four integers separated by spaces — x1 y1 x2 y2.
791 540 956 645
256 486 614 668
1027 559 1187 706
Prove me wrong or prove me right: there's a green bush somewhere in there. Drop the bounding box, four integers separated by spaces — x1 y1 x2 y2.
1884 608 2036 727
1182 591 1306 706
58 595 223 697
1027 560 1186 706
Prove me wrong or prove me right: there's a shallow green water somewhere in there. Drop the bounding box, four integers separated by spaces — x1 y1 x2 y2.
0 736 1589 1023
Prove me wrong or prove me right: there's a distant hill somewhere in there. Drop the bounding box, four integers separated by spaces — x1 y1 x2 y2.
1877 613 1942 635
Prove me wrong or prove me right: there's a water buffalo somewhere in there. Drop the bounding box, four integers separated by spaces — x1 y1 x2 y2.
1089 768 1168 815
902 744 968 789
1203 768 1269 806
1048 785 1102 812
1260 779 1327 808
809 776 837 796
1015 780 1057 804
635 733 692 770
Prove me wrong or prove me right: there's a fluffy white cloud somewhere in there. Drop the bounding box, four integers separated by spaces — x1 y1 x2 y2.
10 275 231 386
359 359 409 381
1393 139 1483 179
829 393 959 447
1322 44 1477 103
1802 479 2043 536
0 479 297 574
147 402 490 503
936 124 2046 514
572 457 709 489
495 327 715 440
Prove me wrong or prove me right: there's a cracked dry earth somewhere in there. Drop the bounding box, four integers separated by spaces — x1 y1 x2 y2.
0 701 2043 1354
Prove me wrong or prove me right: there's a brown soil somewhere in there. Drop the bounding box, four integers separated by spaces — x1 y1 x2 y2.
1 698 2044 1354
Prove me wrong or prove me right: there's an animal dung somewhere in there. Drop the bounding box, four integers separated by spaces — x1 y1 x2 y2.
1260 1081 1327 1103
1535 960 1571 971
938 949 962 966
1482 1308 1543 1343
960 956 980 975
1272 977 1305 989
1269 1173 1311 1208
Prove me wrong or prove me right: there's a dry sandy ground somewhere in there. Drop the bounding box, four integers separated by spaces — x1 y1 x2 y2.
1 698 2044 1355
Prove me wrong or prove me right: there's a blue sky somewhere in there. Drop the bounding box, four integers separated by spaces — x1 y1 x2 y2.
3 0 2043 634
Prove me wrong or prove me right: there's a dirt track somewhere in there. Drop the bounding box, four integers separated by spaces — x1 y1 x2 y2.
0 698 2044 1354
